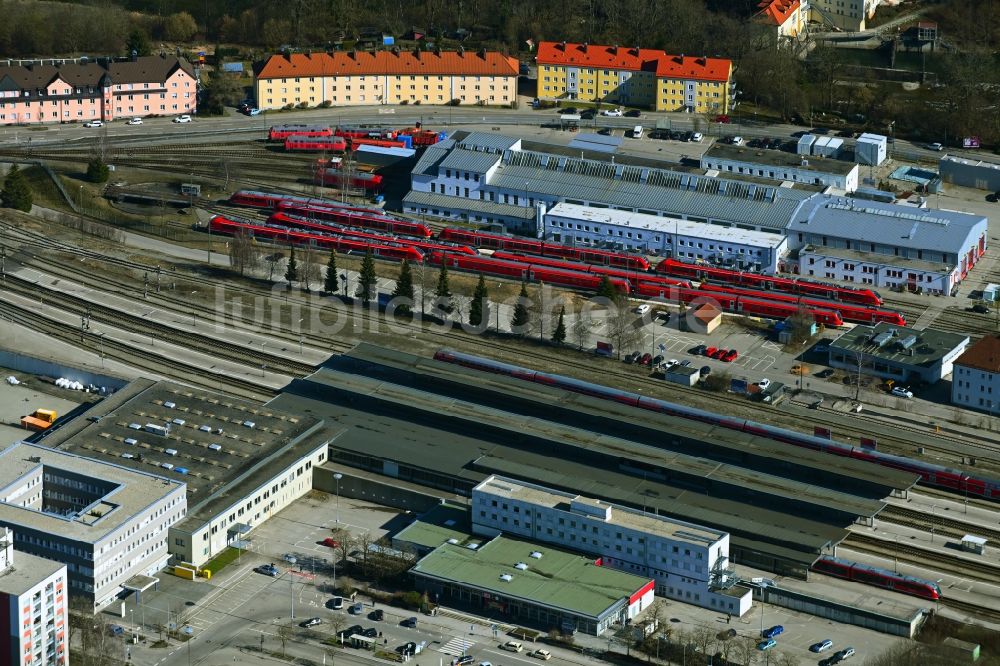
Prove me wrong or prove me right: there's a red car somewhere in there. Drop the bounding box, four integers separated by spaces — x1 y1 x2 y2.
640 353 653 366
705 346 718 358
714 114 731 124
722 350 739 363
321 537 340 548
711 348 728 359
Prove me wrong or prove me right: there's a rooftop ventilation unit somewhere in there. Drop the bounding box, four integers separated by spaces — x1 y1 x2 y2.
514 562 529 570
871 331 895 348
530 551 543 559
129 423 142 430
198 425 211 432
208 443 223 452
466 543 480 550
164 401 176 409
242 420 256 429
447 538 460 544
898 335 918 350
171 418 185 426
161 463 174 471
124 438 138 446
499 573 513 582
164 449 178 456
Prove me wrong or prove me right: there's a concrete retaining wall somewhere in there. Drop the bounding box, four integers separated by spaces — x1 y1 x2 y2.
313 466 449 514
0 348 128 392
753 584 927 637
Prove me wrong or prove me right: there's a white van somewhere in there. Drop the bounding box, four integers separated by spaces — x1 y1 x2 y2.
632 125 644 139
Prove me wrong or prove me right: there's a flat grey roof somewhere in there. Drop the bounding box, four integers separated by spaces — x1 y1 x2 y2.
439 147 503 174
0 441 184 542
458 132 521 152
568 133 623 153
411 140 456 176
403 190 537 219
0 549 64 596
34 379 326 530
830 323 969 368
705 144 858 175
393 501 472 550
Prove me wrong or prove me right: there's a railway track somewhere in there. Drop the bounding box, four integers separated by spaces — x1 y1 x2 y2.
879 505 1000 546
941 596 1000 624
844 531 1000 583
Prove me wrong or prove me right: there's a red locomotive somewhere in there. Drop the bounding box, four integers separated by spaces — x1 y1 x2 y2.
655 258 883 307
268 124 333 141
314 169 384 191
284 136 348 152
812 556 940 601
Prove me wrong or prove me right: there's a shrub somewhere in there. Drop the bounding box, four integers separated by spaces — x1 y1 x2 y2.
319 100 332 108
297 101 309 108
400 100 409 105
284 103 295 110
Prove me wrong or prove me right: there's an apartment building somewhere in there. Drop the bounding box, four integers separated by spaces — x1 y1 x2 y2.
254 49 519 110
757 0 808 42
810 0 884 31
535 41 733 114
0 443 186 612
0 527 68 666
472 475 753 617
952 336 1000 414
0 55 196 125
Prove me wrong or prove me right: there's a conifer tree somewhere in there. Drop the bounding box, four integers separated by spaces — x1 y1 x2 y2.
551 306 567 344
434 262 454 314
323 249 339 294
510 282 531 335
358 249 377 304
1 164 33 212
392 259 415 315
469 274 489 328
284 245 298 286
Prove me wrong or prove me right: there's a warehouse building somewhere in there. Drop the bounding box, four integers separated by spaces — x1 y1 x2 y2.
543 202 787 271
0 442 185 612
473 475 752 617
951 336 1000 413
254 49 519 110
30 379 329 573
828 323 970 384
535 41 734 114
786 195 988 295
701 144 860 192
403 133 816 234
411 532 654 636
939 154 1000 192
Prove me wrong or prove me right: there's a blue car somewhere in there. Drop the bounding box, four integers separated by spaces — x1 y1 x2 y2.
761 625 784 639
757 639 777 651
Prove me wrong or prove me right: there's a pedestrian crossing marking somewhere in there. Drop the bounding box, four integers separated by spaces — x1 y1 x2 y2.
439 637 476 656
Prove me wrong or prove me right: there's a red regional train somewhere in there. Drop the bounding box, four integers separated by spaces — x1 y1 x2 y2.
268 124 333 141
284 136 348 152
429 251 631 294
334 126 397 140
267 212 474 256
655 258 883 307
698 284 905 326
208 215 423 263
431 349 1000 500
439 228 650 271
490 251 689 289
314 169 384 191
812 556 941 601
275 203 432 238
229 190 390 217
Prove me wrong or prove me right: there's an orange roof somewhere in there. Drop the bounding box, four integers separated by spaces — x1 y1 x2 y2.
256 50 519 79
757 0 801 26
955 335 1000 374
536 42 731 82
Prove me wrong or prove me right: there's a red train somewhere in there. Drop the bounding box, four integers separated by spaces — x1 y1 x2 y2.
335 126 397 140
439 229 651 271
490 251 688 289
399 128 447 146
230 190 390 217
268 124 333 141
267 212 474 256
655 259 883 307
314 169 384 191
698 284 905 326
349 137 410 150
812 556 941 601
276 202 432 238
429 252 631 294
633 282 844 327
284 136 348 152
208 215 424 263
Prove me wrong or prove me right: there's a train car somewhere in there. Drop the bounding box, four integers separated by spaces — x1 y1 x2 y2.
229 190 389 216
207 215 423 263
276 203 432 238
399 128 447 146
438 228 650 271
430 349 1000 500
349 136 411 150
267 212 474 255
811 556 940 601
699 284 904 326
735 297 844 327
428 252 630 294
491 251 688 288
268 124 333 141
314 169 385 192
655 259 882 307
284 135 348 152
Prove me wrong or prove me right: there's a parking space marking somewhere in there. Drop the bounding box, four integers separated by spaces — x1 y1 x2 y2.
761 341 783 352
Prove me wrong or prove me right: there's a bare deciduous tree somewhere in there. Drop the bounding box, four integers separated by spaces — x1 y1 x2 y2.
300 246 321 291
604 292 643 360
228 228 262 276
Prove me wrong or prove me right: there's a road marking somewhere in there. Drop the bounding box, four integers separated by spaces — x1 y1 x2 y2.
439 636 476 656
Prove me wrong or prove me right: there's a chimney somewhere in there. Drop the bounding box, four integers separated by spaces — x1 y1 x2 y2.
612 45 618 55
582 42 588 53
459 45 465 56
478 47 486 58
559 41 566 51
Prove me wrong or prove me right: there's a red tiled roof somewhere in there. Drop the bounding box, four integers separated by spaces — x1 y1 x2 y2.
535 42 731 82
955 335 1000 374
757 0 801 26
256 50 519 79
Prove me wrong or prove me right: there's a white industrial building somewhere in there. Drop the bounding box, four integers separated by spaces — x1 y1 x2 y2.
951 336 1000 414
472 475 753 617
855 133 888 166
702 143 859 191
0 442 186 612
0 527 69 666
828 324 969 384
786 195 988 295
543 203 787 271
939 154 1000 192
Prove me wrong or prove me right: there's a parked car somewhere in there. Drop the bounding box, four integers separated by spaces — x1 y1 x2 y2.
747 138 763 148
350 603 364 614
640 353 653 366
680 360 692 367
635 304 651 315
401 616 418 628
722 349 739 362
83 120 104 128
597 127 612 136
681 130 694 142
652 355 664 366
108 624 124 636
580 109 596 119
811 127 831 135
601 108 623 117
691 344 708 355
300 617 323 628
731 136 744 146
810 639 835 653
255 564 279 577
454 656 475 666
835 647 856 660
762 625 784 639
926 142 944 151
891 386 914 399
398 641 417 655
624 351 641 364
711 348 728 359
625 109 641 117
126 117 143 125
530 650 552 660
327 596 344 610
370 609 384 621
816 368 835 379
322 537 340 548
559 107 578 115
756 378 771 390
714 114 731 123
691 132 704 142
173 114 192 123
704 346 718 358
501 641 524 652
362 627 378 638
700 366 712 377
971 303 990 314
768 138 784 149
663 359 679 370
757 639 777 651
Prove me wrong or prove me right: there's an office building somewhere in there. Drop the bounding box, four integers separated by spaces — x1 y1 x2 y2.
701 143 860 191
951 336 1000 413
828 323 970 384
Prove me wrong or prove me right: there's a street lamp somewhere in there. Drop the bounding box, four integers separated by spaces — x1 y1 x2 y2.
334 473 343 524
298 317 304 355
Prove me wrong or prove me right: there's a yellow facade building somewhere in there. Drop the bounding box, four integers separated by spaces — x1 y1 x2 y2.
254 49 519 110
535 41 733 114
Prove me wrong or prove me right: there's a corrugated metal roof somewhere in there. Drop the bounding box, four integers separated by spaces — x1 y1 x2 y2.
439 148 503 173
403 190 536 219
793 194 987 253
411 140 455 176
459 132 521 152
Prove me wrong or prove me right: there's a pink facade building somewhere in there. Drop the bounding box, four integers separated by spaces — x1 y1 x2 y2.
0 55 197 126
